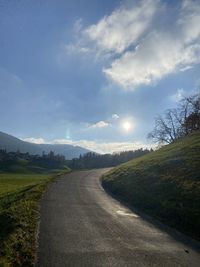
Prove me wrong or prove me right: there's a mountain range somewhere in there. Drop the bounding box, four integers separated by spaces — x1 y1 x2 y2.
0 131 90 159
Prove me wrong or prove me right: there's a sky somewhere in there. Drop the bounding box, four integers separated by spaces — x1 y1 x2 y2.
0 0 200 153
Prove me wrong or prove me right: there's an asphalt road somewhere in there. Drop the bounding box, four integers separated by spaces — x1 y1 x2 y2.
36 169 200 267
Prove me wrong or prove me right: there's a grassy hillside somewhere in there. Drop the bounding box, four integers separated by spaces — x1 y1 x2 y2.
0 169 69 267
102 131 200 240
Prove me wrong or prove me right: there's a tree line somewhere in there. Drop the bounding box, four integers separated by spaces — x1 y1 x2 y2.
67 149 151 169
0 148 152 171
148 93 200 144
0 149 67 171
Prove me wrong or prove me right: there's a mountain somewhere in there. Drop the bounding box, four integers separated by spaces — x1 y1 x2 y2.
102 131 200 240
0 131 90 159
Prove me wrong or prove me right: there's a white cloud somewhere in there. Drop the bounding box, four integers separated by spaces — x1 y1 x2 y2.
104 31 200 88
82 0 200 88
22 137 45 144
85 0 158 54
21 136 153 154
65 43 90 55
64 18 91 56
52 139 152 154
180 65 193 72
73 18 83 34
112 113 120 120
178 0 200 43
89 120 110 129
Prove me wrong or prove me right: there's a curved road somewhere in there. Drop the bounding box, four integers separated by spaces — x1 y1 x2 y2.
36 169 200 267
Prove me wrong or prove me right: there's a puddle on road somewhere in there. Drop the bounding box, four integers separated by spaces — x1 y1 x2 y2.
116 210 139 218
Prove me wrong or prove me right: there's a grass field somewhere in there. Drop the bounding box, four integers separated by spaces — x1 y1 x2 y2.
0 170 69 267
102 131 200 240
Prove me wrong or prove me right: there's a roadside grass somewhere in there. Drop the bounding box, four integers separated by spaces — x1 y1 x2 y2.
102 131 200 240
0 169 69 267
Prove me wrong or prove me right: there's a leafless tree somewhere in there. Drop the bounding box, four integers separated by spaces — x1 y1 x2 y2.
148 93 200 144
181 94 200 134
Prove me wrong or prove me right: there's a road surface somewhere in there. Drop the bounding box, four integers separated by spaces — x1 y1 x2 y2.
36 169 200 267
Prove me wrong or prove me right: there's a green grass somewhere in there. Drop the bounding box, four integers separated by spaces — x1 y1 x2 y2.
0 169 70 267
102 131 200 240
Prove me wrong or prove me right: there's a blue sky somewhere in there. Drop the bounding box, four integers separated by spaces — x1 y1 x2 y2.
0 0 200 153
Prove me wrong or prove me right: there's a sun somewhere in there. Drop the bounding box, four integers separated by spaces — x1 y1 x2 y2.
122 121 132 132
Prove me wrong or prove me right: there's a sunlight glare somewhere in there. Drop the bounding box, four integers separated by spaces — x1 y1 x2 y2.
122 121 132 132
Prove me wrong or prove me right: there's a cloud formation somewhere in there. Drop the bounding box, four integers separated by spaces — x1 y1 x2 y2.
23 137 45 144
46 138 152 154
89 120 110 129
54 139 152 154
21 137 153 154
112 113 120 120
85 0 157 54
84 0 200 88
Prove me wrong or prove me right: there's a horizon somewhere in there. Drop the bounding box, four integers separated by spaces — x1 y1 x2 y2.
0 130 153 155
1 0 200 153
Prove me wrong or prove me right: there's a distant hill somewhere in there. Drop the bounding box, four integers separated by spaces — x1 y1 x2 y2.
0 131 90 159
102 131 200 240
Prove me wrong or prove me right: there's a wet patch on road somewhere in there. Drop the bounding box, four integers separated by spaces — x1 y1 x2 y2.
116 209 139 218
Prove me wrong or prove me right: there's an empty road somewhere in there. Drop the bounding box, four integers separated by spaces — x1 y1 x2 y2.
36 169 200 267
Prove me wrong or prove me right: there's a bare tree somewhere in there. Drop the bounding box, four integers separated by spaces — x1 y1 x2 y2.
147 110 182 144
148 93 200 144
181 94 200 135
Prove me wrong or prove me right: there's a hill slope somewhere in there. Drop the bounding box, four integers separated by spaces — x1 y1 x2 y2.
102 131 200 240
0 131 90 159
